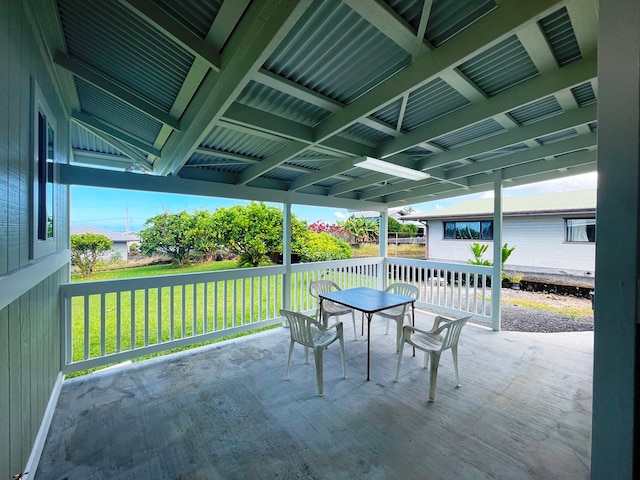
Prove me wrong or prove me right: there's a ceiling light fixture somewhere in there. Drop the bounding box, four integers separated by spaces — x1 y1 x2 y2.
354 156 430 181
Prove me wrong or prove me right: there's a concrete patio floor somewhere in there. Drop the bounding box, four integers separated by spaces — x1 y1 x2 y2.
35 310 592 479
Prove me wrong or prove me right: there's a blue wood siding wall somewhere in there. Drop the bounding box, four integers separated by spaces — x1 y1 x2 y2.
0 1 70 477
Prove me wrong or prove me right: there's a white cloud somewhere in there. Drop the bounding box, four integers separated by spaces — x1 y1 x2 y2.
505 172 597 195
334 211 348 219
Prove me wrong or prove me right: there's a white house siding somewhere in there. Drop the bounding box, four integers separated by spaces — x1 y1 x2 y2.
110 243 129 260
0 2 70 478
427 215 595 276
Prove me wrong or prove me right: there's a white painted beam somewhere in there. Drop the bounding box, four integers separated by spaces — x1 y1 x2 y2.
239 141 309 185
515 22 557 73
223 103 313 143
343 0 423 55
313 0 564 143
565 0 598 57
377 55 596 158
419 103 596 170
70 118 155 169
71 111 161 157
288 160 356 191
385 152 596 206
254 69 341 112
117 0 222 70
471 148 596 186
328 104 595 198
385 149 596 204
23 0 79 114
158 0 312 176
439 69 486 102
54 52 181 130
59 164 385 211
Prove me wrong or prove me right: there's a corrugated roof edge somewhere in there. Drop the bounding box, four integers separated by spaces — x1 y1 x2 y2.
402 189 596 220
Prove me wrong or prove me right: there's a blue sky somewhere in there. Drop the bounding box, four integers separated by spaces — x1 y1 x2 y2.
70 172 597 232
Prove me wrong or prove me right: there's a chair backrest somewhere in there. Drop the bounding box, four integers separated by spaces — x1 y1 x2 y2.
280 309 316 347
309 280 340 300
439 316 470 351
385 282 419 300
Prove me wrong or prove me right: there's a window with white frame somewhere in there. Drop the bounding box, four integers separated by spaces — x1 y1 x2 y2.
31 80 56 258
566 218 596 243
443 220 493 240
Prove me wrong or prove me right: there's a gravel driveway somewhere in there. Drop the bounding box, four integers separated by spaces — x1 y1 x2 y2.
498 289 594 333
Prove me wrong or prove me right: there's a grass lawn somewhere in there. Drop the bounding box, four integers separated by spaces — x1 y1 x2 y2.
71 259 239 282
351 242 425 259
501 297 593 320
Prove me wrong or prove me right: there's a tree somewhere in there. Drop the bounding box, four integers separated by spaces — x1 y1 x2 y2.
386 217 419 237
192 209 224 262
400 223 418 235
339 215 379 243
71 233 112 278
212 202 287 267
139 210 198 267
388 217 403 233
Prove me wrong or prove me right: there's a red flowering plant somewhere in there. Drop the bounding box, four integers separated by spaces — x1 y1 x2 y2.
308 221 351 242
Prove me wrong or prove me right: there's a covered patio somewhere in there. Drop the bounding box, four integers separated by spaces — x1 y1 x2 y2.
4 0 640 478
36 312 593 480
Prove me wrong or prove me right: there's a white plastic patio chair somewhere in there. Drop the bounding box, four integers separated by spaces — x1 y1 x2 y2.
309 280 358 341
375 283 419 352
395 315 470 401
280 309 346 396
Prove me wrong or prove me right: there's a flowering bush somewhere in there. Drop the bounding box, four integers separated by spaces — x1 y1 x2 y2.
308 221 351 242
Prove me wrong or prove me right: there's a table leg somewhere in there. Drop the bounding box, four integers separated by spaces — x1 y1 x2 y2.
366 312 373 381
412 302 416 357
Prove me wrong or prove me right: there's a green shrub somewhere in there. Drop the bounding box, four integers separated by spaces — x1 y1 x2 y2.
294 231 352 262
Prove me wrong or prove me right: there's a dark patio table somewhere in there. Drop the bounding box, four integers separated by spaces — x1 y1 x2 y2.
319 286 415 381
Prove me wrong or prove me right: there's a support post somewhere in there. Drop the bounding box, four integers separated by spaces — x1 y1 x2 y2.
378 210 388 290
491 175 502 331
592 0 639 476
282 203 292 325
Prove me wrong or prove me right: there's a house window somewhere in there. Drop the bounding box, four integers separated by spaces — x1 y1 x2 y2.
31 80 56 258
444 221 493 240
566 218 596 242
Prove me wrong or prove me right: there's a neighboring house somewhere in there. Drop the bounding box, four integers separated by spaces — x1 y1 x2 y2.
353 207 425 237
71 226 140 259
402 190 596 278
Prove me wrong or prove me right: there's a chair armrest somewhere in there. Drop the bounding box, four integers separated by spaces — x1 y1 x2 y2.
319 319 344 334
309 316 329 330
430 315 454 332
402 324 433 336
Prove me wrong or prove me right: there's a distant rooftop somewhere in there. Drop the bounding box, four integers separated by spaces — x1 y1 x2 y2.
403 189 596 220
70 226 140 242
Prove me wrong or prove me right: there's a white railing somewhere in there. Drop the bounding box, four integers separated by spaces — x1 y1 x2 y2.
60 257 492 373
60 257 384 373
384 258 493 323
290 257 383 314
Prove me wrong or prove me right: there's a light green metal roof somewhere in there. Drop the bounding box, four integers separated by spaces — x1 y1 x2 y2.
30 0 598 210
404 189 596 220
